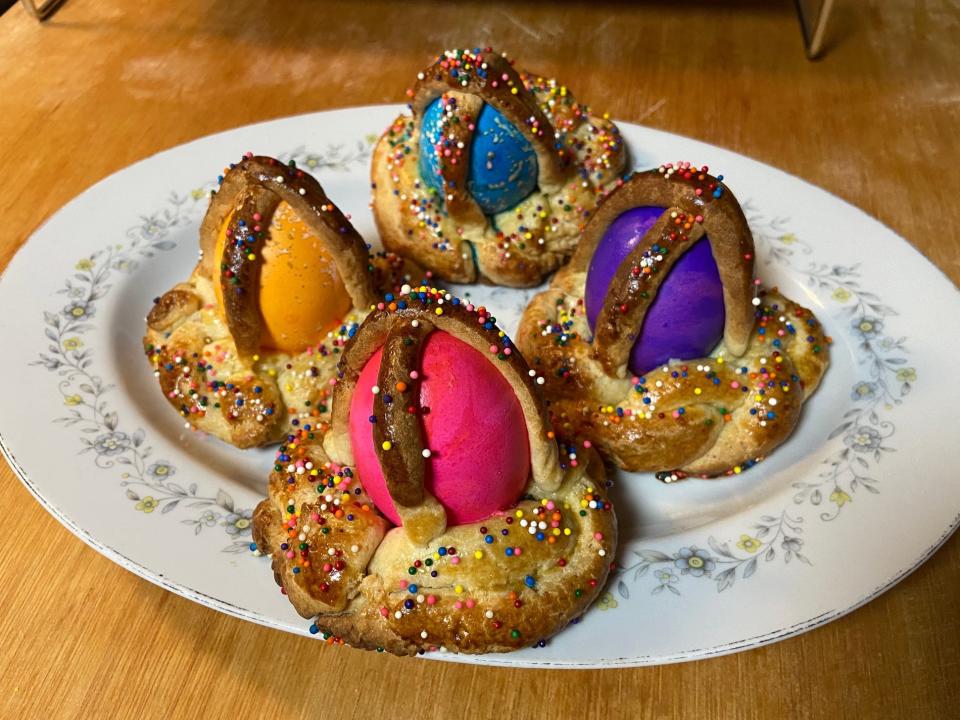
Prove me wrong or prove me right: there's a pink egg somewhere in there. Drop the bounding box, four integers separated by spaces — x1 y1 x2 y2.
349 331 530 526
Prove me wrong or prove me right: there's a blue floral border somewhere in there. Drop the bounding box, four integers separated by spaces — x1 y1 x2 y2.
30 140 373 553
611 202 915 602
28 140 914 589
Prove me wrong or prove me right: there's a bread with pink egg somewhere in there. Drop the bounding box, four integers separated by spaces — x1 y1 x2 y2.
516 163 831 480
252 285 617 655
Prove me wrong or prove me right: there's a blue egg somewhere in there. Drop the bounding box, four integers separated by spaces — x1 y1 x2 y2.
418 97 538 215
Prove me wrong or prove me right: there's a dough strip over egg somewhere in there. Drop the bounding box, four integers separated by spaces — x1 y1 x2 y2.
324 287 564 499
199 155 379 357
410 49 571 196
571 165 757 361
371 317 447 545
592 207 705 376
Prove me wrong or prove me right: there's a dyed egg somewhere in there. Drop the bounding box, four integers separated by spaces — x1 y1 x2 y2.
418 97 538 215
585 205 725 376
349 331 530 526
215 201 352 353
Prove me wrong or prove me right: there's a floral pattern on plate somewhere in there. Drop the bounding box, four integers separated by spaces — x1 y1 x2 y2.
615 207 914 599
31 142 372 553
4 107 958 667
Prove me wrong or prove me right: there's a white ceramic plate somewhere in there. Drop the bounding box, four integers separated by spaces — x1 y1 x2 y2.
2 106 958 668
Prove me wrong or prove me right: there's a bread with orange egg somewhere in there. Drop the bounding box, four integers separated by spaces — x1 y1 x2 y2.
144 154 419 449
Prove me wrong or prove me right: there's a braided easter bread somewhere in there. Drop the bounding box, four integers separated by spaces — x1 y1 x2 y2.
252 287 616 655
371 48 627 287
143 155 419 448
516 165 830 478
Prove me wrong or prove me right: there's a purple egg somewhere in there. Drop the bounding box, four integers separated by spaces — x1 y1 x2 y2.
585 206 725 376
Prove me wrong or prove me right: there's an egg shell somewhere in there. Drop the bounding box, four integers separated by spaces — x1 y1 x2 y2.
585 205 725 375
214 201 351 354
349 331 531 526
418 97 538 216
258 202 352 352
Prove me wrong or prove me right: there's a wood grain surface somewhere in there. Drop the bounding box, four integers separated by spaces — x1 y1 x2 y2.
1 1 958 718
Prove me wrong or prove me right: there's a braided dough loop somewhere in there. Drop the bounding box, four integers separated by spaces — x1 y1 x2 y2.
252 430 615 655
252 287 617 654
542 289 828 476
143 155 418 448
571 168 757 364
516 167 830 477
372 48 627 287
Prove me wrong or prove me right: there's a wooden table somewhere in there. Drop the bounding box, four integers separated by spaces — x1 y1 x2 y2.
1 1 958 717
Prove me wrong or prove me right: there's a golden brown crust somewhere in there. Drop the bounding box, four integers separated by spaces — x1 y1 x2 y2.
251 437 389 617
252 285 618 655
253 416 615 655
144 155 423 448
521 284 830 477
143 268 362 448
371 134 479 282
516 165 830 478
313 454 614 655
146 286 200 333
371 48 627 287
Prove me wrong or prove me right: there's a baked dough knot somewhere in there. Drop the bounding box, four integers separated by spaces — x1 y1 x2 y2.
252 286 617 655
371 47 627 287
143 155 420 448
517 165 830 478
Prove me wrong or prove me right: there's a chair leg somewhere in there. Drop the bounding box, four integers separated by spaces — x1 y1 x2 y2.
796 0 836 60
20 0 68 21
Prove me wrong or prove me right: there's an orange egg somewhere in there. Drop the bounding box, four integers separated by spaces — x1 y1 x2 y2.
214 201 352 353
